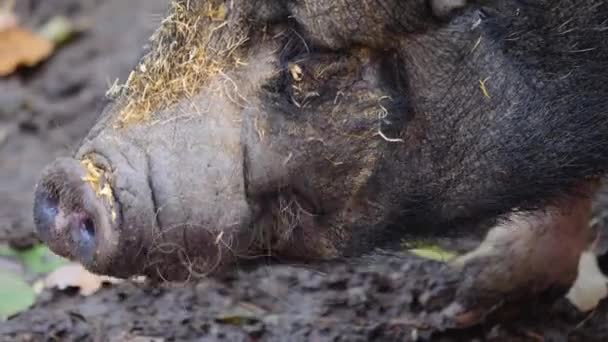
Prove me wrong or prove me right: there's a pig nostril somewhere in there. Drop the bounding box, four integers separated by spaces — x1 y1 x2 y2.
81 218 96 240
72 215 97 264
33 189 60 241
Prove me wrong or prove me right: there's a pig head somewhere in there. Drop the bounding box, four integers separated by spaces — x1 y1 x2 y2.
33 0 608 321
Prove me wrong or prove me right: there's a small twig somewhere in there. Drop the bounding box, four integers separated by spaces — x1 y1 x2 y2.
377 129 404 143
470 36 482 53
479 77 491 98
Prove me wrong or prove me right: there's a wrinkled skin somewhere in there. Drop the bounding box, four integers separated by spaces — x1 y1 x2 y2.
33 0 608 328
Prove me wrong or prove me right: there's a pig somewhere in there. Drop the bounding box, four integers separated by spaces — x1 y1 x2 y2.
32 0 608 328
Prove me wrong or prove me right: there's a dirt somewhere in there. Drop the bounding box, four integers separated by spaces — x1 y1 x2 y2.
2 1 608 341
3 257 608 342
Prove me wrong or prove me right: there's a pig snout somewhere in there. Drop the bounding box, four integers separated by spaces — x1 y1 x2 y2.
33 147 249 280
32 91 260 280
34 157 119 270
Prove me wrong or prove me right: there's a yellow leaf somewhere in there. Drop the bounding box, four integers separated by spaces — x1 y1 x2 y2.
409 246 458 262
0 27 54 76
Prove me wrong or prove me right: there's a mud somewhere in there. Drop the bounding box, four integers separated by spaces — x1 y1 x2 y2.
2 0 608 341
3 257 608 341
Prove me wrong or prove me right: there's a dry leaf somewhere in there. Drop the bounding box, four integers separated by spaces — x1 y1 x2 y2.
0 27 54 76
44 263 122 296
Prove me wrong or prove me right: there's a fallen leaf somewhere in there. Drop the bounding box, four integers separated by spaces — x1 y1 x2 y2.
44 263 122 296
0 27 54 76
0 271 36 320
215 314 260 326
37 16 77 46
408 245 458 262
17 245 68 274
215 302 267 330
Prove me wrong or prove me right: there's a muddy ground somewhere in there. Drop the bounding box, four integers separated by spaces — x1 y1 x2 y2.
2 0 608 341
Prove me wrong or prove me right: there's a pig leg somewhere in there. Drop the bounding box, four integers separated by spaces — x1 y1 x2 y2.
434 186 597 328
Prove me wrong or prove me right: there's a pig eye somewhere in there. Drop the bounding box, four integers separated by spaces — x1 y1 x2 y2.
274 52 363 111
261 70 294 110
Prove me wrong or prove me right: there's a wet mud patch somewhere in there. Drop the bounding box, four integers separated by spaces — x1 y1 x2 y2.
2 256 608 341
